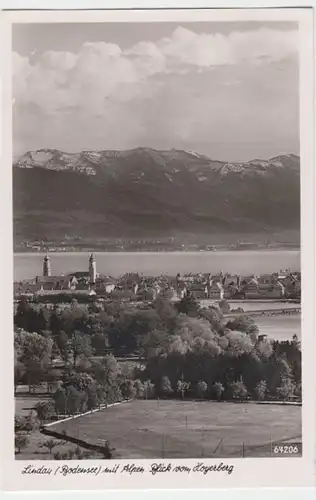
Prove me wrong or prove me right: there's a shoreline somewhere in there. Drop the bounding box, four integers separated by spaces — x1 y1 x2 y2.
14 248 301 256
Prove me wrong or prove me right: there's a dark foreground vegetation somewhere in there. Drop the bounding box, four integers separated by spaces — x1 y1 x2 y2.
14 294 301 458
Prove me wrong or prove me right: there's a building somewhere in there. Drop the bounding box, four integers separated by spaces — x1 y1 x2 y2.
35 275 74 291
35 289 96 298
89 253 97 284
258 282 285 298
241 277 285 299
43 254 51 277
257 273 277 285
68 271 90 281
222 274 241 299
188 283 208 299
37 253 99 291
176 281 187 299
95 277 117 295
208 281 224 300
242 278 259 299
222 274 240 288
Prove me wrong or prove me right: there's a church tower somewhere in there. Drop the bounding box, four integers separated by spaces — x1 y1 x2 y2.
89 253 96 284
43 254 51 277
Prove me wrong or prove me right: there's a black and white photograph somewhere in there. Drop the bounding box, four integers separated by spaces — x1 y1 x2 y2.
1 7 315 491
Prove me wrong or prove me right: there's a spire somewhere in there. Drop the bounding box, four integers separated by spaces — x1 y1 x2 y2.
89 252 96 284
43 253 51 277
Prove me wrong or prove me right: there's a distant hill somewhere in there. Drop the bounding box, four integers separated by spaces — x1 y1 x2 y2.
13 147 300 242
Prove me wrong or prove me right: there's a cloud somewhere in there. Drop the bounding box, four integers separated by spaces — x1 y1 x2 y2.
13 26 298 108
12 26 299 159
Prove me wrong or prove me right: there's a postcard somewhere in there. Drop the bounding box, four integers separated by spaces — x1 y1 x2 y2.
0 7 314 491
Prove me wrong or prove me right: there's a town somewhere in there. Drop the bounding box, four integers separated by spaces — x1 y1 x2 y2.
14 253 301 304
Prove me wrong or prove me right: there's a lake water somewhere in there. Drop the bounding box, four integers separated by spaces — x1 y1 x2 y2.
256 314 301 342
14 250 300 281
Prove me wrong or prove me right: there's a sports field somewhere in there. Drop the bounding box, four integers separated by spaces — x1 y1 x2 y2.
52 399 302 459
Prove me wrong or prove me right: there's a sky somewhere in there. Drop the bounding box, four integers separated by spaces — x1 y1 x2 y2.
12 22 299 162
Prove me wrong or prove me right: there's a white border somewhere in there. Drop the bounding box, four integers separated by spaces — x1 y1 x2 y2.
0 7 315 492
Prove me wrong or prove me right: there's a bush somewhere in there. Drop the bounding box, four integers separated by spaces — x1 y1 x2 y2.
160 376 173 398
254 380 267 401
196 380 208 399
35 400 55 422
120 380 136 400
230 380 248 401
218 300 230 314
102 440 115 459
276 376 296 401
213 382 224 402
15 433 29 454
15 412 37 433
133 379 145 399
40 438 63 455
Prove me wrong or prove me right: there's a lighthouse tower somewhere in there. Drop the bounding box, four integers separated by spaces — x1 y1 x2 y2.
43 254 51 277
89 253 96 284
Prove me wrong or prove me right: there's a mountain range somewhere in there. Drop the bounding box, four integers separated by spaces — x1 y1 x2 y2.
13 147 300 243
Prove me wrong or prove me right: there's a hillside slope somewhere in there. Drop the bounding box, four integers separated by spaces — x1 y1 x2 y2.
13 147 300 242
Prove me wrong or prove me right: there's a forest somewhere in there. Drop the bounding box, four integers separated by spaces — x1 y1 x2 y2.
14 294 301 417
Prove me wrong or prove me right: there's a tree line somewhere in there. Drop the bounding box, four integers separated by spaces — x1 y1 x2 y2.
14 294 301 410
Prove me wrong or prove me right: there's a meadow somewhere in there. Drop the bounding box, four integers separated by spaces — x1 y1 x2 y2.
51 399 301 459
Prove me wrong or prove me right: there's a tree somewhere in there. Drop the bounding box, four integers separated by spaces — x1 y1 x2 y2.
35 400 55 423
41 438 63 456
176 294 200 317
53 387 67 414
15 412 37 433
70 332 93 367
15 330 53 366
218 300 230 314
254 380 267 401
91 355 122 403
86 384 99 410
63 372 95 393
36 307 51 333
66 385 87 414
102 440 115 459
143 380 155 399
24 360 47 394
54 330 70 363
276 376 296 402
213 382 224 402
199 307 224 334
44 369 62 394
133 379 145 399
152 297 178 331
15 433 29 454
15 330 53 391
91 333 108 356
295 382 302 400
14 299 38 332
223 330 255 358
176 379 190 400
226 316 259 343
196 380 208 399
139 328 169 358
160 376 173 398
230 380 248 401
14 362 25 393
121 380 136 400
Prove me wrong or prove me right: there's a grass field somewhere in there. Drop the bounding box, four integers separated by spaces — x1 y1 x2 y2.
51 400 302 459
